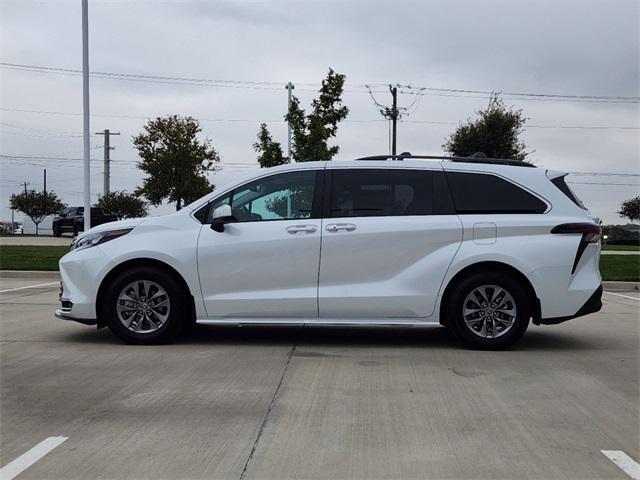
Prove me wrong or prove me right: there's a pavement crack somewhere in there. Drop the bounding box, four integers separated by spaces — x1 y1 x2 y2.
239 343 296 480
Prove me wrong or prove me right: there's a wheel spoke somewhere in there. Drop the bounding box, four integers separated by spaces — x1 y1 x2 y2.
123 289 138 302
478 317 487 337
149 296 168 308
491 288 506 308
147 289 166 302
128 310 143 330
473 288 488 306
146 311 163 328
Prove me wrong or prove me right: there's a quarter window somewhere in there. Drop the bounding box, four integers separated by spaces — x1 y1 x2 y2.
550 175 586 209
330 169 433 218
445 172 547 214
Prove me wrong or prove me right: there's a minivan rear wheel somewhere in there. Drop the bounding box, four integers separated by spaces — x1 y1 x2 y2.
446 272 530 350
103 267 187 344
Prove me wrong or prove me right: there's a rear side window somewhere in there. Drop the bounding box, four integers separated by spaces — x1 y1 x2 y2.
445 171 547 214
329 169 433 217
550 175 586 209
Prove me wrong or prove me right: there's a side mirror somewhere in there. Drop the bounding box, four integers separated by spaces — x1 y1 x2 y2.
210 204 236 232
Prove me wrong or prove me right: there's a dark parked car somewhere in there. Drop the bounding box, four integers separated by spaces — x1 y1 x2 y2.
52 207 118 237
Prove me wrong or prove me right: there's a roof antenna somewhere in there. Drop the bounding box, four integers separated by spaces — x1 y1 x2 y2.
471 152 487 158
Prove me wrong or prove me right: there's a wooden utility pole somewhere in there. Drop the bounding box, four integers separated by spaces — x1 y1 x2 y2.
389 85 399 156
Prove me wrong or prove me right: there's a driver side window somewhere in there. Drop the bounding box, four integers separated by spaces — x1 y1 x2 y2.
202 170 318 223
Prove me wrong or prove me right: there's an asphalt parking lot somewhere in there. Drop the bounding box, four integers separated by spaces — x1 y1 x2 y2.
1 274 638 480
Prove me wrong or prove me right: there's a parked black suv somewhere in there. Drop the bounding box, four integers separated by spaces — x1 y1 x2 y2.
52 207 118 237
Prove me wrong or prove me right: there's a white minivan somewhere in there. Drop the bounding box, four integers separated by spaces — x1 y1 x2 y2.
56 154 602 349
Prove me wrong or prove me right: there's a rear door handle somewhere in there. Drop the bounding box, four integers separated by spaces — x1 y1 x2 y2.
286 225 317 234
325 223 356 233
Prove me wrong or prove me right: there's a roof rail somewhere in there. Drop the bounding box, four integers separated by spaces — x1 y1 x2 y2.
355 152 535 168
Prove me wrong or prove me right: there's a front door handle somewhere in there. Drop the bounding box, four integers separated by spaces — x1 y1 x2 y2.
286 225 317 234
325 223 357 233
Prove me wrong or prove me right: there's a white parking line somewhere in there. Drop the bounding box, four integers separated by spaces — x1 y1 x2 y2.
0 436 67 480
0 282 58 294
601 450 640 480
604 291 640 301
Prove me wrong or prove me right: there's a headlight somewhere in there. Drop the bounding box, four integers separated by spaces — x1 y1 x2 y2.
70 228 132 251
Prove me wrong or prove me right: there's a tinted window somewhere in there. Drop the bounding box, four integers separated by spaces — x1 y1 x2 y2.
330 169 433 218
551 176 586 209
445 172 547 214
197 170 318 223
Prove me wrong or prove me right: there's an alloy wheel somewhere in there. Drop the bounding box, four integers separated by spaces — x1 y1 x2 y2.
462 284 517 339
116 280 171 334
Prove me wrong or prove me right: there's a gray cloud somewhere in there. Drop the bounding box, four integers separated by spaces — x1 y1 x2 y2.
1 0 638 224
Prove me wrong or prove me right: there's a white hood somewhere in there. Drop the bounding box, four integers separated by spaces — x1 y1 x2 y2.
81 217 148 236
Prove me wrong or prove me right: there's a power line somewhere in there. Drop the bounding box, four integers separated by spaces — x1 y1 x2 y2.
0 62 372 94
567 181 640 186
401 119 640 130
0 121 83 137
2 62 639 103
569 171 640 177
3 154 639 180
2 107 637 131
400 84 640 103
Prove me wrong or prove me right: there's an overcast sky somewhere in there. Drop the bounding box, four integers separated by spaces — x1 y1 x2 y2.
1 0 638 224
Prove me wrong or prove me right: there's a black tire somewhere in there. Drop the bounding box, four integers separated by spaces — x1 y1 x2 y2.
445 272 530 350
52 226 61 237
102 266 187 345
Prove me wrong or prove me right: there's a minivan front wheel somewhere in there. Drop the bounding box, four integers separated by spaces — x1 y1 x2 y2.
446 272 530 350
103 267 186 344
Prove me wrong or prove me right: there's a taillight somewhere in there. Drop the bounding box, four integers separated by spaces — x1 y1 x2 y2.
551 223 601 243
551 223 601 274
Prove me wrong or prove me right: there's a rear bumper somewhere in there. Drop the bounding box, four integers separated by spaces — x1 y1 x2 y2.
538 285 602 325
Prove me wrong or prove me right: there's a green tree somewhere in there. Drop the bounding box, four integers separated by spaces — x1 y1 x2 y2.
10 189 65 235
98 190 148 219
618 196 640 222
288 68 349 161
254 123 287 168
443 94 529 161
133 115 220 210
255 68 349 166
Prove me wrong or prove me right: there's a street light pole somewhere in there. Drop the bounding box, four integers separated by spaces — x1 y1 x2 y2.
285 82 294 162
81 0 91 232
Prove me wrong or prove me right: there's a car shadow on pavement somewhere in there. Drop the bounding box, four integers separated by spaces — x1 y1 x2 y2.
60 323 599 351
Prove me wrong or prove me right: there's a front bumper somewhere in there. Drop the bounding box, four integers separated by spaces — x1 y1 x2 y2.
55 309 97 326
538 285 603 325
56 245 113 322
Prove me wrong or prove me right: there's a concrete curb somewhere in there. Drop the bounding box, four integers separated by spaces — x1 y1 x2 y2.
0 270 60 279
602 281 640 292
